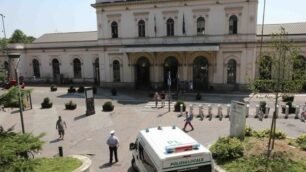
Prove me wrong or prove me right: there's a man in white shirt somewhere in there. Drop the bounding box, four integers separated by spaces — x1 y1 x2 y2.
107 130 119 164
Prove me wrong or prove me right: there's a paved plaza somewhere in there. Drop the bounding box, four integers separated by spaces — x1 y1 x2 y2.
1 86 306 172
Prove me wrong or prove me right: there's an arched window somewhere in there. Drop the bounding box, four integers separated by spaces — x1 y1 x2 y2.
113 60 120 82
32 59 40 78
227 59 237 84
52 59 60 78
73 58 82 78
138 20 145 37
259 56 272 80
166 18 174 36
197 17 205 35
111 21 118 38
229 15 238 35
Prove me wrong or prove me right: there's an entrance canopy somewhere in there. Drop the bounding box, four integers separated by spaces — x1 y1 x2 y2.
120 45 219 53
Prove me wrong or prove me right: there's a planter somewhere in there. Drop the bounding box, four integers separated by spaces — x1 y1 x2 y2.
68 86 76 93
65 101 77 110
50 87 57 92
41 102 53 109
77 86 85 93
69 155 92 172
103 101 114 112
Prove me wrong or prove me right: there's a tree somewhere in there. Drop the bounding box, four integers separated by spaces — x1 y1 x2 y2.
249 28 306 157
0 125 44 172
9 29 35 44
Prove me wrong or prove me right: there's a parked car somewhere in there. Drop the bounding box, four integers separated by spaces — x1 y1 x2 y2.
4 80 25 89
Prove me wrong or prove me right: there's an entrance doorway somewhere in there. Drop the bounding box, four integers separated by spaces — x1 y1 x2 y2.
135 57 150 89
164 57 178 89
193 57 209 91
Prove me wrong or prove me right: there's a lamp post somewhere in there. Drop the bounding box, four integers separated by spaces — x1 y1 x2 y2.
8 53 25 134
0 13 7 39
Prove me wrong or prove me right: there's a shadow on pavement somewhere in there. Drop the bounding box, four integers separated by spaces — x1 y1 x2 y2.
49 138 62 143
117 100 148 105
127 167 135 172
74 114 88 121
99 162 112 169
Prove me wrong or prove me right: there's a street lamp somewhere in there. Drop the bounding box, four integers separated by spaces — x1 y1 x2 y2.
8 53 25 134
0 13 7 39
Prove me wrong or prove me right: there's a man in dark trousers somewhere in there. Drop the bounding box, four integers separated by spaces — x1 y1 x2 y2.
183 111 194 131
107 130 119 164
56 116 67 140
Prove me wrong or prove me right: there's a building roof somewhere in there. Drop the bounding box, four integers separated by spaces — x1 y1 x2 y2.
33 31 97 43
257 23 306 35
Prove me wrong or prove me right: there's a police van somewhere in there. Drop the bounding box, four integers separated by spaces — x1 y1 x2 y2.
129 126 213 172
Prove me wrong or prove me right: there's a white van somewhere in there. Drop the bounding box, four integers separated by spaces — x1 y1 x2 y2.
129 126 213 172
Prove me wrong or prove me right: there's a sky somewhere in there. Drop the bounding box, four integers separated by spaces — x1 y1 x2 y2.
0 0 306 38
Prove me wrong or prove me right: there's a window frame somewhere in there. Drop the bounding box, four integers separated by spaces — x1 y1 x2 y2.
113 60 121 82
197 17 205 35
73 58 82 79
229 15 238 35
111 21 118 38
138 20 146 37
166 18 175 36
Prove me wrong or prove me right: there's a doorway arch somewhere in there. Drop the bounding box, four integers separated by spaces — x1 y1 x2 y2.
164 57 178 89
193 56 209 91
135 57 150 89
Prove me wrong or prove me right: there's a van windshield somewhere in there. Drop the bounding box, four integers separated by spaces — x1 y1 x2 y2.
166 164 212 172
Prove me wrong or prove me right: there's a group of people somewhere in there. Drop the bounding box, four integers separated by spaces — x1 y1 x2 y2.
153 91 166 108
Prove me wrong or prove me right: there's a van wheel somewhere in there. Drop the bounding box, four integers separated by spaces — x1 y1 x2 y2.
131 158 138 172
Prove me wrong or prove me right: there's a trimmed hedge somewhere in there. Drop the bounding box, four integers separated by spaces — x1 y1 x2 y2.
65 100 77 110
210 137 244 163
174 100 186 112
77 86 84 93
67 86 76 93
41 97 52 109
103 101 114 112
50 85 57 92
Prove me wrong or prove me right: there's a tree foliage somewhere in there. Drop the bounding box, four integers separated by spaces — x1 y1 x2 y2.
9 29 35 44
0 126 45 172
250 27 306 93
0 86 32 107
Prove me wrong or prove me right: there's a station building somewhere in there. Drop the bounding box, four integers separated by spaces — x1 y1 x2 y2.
1 0 306 91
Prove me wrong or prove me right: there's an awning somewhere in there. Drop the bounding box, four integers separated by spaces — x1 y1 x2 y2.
119 45 219 53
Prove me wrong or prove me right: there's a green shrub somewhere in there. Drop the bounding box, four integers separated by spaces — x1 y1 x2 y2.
259 101 266 113
252 129 286 139
174 100 186 112
245 127 253 137
282 95 294 102
41 97 52 109
103 101 114 112
50 85 57 92
65 100 77 110
209 137 244 163
296 134 306 150
77 86 84 93
67 86 76 93
273 130 287 140
111 88 117 96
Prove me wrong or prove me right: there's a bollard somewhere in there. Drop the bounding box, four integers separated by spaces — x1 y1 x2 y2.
246 104 250 118
189 104 193 114
58 146 63 157
217 104 222 120
255 105 259 118
295 105 300 119
180 104 183 116
208 104 212 120
226 104 230 118
264 106 269 118
199 104 204 120
285 105 289 119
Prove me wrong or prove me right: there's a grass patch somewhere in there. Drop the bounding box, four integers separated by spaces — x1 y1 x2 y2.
34 157 82 172
219 137 306 172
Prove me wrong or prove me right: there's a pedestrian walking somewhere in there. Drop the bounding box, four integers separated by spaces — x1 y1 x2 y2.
107 130 119 164
183 111 194 131
301 102 306 122
56 116 67 140
153 92 160 108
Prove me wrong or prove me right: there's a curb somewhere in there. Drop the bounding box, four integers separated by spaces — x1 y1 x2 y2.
70 155 92 172
214 163 226 172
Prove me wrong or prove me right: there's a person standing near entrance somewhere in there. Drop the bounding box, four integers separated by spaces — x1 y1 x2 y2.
107 130 119 164
153 92 160 108
183 111 194 131
56 116 67 140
